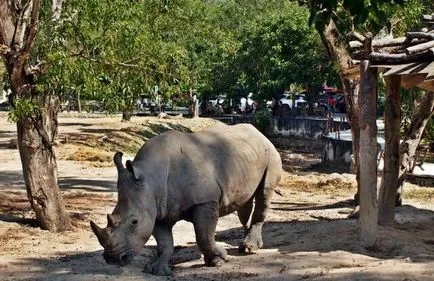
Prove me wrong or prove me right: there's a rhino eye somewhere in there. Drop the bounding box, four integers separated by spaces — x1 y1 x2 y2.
130 219 138 229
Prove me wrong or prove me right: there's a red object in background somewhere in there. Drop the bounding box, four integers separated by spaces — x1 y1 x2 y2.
328 96 336 106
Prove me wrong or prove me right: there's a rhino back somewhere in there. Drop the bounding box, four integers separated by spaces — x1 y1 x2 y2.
134 123 280 220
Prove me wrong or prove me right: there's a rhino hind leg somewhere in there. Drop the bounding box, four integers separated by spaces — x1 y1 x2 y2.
237 197 253 235
145 223 174 276
239 170 276 254
192 201 228 267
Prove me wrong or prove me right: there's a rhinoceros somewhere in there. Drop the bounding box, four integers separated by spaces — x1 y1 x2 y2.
90 123 282 275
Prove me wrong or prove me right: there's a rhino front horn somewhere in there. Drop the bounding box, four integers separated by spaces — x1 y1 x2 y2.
90 220 108 245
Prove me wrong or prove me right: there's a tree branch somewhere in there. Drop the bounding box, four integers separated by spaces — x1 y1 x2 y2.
352 49 434 64
405 40 434 55
23 0 41 53
351 31 366 42
13 0 32 51
349 37 411 49
75 54 181 79
0 1 16 47
406 32 434 40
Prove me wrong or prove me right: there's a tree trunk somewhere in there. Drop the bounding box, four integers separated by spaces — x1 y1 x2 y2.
122 109 133 121
359 53 378 248
189 87 199 118
17 96 71 231
52 0 64 20
321 19 361 204
398 91 434 197
77 91 82 113
1 0 71 232
378 75 401 225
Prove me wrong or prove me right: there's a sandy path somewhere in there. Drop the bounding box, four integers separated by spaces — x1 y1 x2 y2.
0 113 433 281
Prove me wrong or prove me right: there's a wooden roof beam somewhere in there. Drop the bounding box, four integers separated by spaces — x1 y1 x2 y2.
352 48 434 64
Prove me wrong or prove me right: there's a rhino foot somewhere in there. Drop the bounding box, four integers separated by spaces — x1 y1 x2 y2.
239 223 264 254
204 246 228 267
238 237 263 254
205 255 227 267
144 262 172 276
238 242 258 254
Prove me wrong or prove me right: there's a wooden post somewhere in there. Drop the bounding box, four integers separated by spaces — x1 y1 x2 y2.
378 75 401 225
359 33 378 248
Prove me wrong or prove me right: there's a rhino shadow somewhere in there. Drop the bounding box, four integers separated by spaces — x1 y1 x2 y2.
8 246 203 281
9 250 130 281
216 203 434 262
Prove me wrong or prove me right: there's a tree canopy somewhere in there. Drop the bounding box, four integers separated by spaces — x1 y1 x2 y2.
28 0 339 115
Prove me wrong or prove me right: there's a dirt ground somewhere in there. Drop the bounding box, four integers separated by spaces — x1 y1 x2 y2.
0 112 433 281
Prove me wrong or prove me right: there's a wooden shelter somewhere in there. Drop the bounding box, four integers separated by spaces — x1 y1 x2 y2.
343 14 434 247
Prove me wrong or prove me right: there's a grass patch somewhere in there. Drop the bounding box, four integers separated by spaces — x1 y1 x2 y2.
279 172 356 196
404 187 434 203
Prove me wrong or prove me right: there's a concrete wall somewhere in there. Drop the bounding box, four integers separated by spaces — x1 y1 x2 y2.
272 117 327 139
322 137 353 164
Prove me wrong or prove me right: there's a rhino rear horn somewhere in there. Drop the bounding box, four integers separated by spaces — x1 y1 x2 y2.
90 220 109 245
113 152 125 171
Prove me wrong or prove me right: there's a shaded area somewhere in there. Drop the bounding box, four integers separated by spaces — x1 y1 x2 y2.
0 171 116 192
59 122 93 127
216 204 434 262
0 170 25 186
0 214 38 227
270 199 354 212
59 177 116 192
1 246 202 281
2 250 127 281
0 130 17 149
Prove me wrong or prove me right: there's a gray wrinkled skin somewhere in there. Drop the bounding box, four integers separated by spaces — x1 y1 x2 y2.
90 123 282 276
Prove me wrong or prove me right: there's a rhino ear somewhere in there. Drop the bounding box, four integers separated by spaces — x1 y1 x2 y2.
126 160 142 181
114 152 125 172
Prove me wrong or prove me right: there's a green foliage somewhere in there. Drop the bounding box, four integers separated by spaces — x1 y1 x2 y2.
208 1 338 102
0 62 6 92
8 98 42 122
33 0 239 114
254 109 272 133
306 0 405 31
304 0 432 36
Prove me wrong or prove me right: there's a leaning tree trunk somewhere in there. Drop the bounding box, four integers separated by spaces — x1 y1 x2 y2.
321 19 361 203
378 75 401 225
397 91 434 196
1 0 71 231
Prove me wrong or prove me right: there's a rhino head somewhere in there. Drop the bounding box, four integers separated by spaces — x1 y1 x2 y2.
90 152 157 266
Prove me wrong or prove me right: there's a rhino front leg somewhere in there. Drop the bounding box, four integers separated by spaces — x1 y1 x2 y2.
192 202 228 267
147 222 174 276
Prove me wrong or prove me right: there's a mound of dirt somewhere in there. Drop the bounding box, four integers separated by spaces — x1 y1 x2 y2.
56 116 217 163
